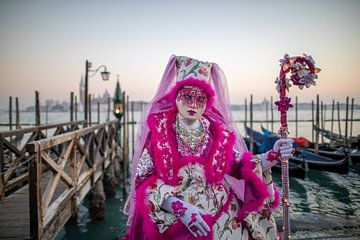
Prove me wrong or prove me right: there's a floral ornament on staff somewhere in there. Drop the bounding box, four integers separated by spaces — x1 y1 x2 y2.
275 53 321 93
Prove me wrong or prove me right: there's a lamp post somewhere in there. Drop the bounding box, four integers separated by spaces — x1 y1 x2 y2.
113 75 124 129
84 60 110 126
113 75 124 147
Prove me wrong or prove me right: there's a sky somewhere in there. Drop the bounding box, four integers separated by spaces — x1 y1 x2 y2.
0 0 359 109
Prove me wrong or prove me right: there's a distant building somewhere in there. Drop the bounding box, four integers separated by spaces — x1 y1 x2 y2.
79 75 85 107
79 75 111 111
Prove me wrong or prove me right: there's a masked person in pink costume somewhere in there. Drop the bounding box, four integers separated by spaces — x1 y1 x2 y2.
121 56 294 240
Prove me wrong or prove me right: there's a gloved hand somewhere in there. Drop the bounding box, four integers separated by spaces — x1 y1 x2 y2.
261 138 294 170
161 196 211 237
273 138 294 158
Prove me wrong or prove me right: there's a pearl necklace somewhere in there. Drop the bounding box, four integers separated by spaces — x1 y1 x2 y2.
175 115 209 156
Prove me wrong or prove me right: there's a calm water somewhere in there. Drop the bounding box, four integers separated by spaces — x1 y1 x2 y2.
1 109 360 239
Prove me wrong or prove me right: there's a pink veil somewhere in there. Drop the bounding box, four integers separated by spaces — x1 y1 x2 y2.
123 55 248 225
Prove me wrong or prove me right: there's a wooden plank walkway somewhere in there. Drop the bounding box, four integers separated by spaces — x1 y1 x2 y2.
0 184 30 239
0 120 121 240
0 171 67 239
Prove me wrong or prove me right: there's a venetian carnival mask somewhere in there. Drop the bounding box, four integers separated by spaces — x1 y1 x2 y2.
176 85 208 121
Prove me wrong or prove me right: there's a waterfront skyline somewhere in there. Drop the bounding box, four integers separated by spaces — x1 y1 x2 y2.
0 0 359 109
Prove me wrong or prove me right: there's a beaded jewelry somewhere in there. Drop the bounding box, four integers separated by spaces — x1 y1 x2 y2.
175 115 209 156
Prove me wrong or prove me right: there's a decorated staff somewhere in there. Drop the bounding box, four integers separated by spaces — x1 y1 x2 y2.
274 54 321 239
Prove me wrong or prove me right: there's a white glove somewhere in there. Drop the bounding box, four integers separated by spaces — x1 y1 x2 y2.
161 196 210 237
274 138 294 158
261 138 294 171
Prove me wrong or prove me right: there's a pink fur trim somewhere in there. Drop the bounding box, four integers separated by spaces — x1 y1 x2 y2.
237 151 270 220
123 175 163 239
147 109 235 185
271 186 281 210
166 77 215 112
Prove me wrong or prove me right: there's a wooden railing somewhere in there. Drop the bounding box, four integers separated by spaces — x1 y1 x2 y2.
0 120 85 200
27 120 118 240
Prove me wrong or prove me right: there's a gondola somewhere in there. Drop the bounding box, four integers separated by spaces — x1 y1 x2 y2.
246 126 349 174
260 125 359 164
245 127 306 179
301 146 360 164
313 125 358 146
290 150 349 174
261 125 313 148
272 160 306 179
245 126 281 153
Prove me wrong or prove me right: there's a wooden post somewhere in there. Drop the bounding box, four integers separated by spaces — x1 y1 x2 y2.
9 97 12 131
107 97 111 121
75 95 78 121
330 100 335 144
89 94 92 126
70 139 78 218
345 97 349 147
89 127 105 220
250 94 253 152
122 91 128 189
97 101 100 124
324 104 327 142
131 101 135 158
350 98 354 137
127 95 130 162
45 105 48 129
271 96 274 133
0 136 4 200
29 143 43 240
337 101 342 138
315 95 319 153
35 91 40 126
321 101 324 144
266 98 269 129
15 97 20 129
295 96 298 138
244 98 247 132
89 179 105 220
104 162 117 196
70 92 74 122
311 100 314 143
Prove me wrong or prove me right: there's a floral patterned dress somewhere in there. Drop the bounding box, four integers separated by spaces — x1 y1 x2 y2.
126 111 280 240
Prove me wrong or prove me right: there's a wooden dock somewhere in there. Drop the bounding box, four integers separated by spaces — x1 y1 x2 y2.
0 120 121 240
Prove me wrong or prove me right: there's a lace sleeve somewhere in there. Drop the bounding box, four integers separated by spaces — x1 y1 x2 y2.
136 148 154 180
233 148 242 163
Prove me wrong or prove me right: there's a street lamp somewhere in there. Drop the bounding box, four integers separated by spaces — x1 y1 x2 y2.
84 60 110 125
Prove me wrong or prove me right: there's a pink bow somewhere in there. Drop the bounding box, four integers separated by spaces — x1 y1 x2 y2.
275 97 293 112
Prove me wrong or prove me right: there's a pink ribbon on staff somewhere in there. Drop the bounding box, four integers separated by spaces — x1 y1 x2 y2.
274 97 293 112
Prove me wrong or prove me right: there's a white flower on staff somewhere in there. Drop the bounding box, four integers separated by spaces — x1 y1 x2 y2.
298 73 317 89
275 77 291 92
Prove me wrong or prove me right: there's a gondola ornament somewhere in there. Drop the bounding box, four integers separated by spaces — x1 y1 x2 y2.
275 54 320 239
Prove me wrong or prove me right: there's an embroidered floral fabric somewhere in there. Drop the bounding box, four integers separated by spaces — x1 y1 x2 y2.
147 160 279 239
176 56 212 82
